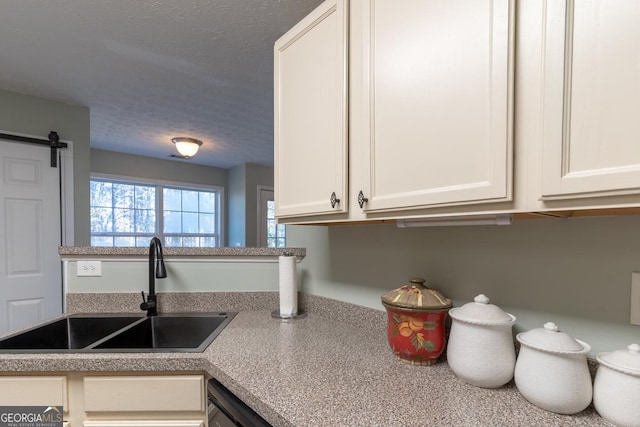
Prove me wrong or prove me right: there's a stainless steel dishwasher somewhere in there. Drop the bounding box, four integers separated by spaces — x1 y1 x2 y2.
207 379 273 427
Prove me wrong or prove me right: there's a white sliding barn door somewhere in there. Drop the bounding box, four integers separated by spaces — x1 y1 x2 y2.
0 139 63 334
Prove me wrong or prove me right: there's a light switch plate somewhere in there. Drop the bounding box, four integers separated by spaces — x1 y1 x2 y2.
631 272 640 325
77 260 102 277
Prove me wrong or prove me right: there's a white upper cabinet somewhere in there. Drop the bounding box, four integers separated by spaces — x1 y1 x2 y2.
274 0 349 218
540 0 640 200
275 0 640 223
358 0 515 213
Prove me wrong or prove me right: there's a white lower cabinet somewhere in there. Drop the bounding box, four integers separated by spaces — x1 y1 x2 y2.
0 374 208 427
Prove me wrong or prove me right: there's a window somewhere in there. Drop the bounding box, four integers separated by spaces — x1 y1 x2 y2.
258 187 286 248
90 177 221 247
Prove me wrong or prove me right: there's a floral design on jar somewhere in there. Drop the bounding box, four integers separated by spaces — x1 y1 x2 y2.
391 313 438 352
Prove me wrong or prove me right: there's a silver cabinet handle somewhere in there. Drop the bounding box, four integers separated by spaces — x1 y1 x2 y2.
357 191 368 208
330 192 340 208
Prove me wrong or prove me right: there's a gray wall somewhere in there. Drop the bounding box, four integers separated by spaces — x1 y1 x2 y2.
0 89 91 245
288 215 640 354
91 148 227 187
228 164 246 247
245 164 274 247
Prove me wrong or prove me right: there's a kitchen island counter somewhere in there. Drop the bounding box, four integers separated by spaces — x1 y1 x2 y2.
0 308 607 426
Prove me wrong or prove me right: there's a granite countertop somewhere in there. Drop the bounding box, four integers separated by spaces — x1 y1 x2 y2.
58 246 306 259
0 308 607 426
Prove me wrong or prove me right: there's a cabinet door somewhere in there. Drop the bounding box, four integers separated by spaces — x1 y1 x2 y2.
274 0 349 218
360 0 514 213
0 376 68 410
83 376 205 412
540 0 640 200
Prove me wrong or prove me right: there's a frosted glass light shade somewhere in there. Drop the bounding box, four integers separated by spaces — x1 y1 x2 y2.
172 137 202 158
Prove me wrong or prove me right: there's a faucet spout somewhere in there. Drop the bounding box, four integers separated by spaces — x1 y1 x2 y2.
141 236 166 316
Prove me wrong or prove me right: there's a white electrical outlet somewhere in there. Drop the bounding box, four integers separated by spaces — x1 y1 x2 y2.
77 260 102 277
631 272 640 326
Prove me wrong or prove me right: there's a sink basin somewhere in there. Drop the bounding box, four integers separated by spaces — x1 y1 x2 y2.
92 313 235 352
0 312 236 353
0 315 142 352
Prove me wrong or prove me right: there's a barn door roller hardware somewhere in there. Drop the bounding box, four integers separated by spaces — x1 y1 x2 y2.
0 131 68 167
48 131 67 167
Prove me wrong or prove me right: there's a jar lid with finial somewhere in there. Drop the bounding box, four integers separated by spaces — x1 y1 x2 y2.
381 277 452 312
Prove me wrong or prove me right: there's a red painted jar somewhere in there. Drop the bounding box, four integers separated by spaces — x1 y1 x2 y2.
381 278 452 366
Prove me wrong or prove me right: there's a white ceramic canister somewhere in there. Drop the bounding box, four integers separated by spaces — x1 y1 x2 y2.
447 294 516 388
593 343 640 427
515 322 592 415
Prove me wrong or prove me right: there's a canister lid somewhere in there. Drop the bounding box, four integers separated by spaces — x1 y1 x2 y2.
597 344 640 377
381 278 452 311
516 322 590 354
448 294 515 325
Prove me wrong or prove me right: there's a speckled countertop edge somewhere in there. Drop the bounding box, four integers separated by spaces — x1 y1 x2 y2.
58 246 306 259
0 293 608 427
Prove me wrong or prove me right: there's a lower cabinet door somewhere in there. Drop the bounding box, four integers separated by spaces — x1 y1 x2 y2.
0 376 68 409
83 376 205 412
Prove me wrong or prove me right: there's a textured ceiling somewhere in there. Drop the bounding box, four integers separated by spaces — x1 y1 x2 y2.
0 0 324 168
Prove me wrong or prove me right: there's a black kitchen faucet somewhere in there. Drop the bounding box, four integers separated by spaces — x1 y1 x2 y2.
140 236 167 316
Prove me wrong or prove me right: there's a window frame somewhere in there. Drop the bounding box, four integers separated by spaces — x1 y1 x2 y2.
90 173 225 247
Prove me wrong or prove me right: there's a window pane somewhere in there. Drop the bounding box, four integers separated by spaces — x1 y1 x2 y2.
91 181 112 207
113 183 134 208
135 236 153 247
91 236 113 246
135 209 155 233
199 192 216 213
267 200 275 218
200 237 216 247
267 237 276 248
182 236 198 247
91 207 113 232
199 213 215 233
182 212 198 233
182 191 199 212
114 236 136 246
165 236 182 247
135 185 155 210
164 210 181 233
114 208 134 232
164 188 182 211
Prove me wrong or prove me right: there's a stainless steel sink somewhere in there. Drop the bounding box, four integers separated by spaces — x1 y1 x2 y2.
91 313 235 352
0 312 236 353
0 314 142 352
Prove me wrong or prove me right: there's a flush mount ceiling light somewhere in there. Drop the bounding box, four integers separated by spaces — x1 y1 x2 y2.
171 137 202 159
